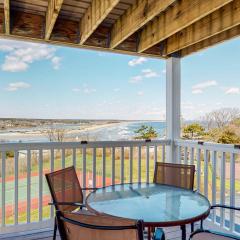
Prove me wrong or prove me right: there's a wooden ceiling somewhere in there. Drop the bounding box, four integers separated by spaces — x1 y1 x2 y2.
0 0 240 58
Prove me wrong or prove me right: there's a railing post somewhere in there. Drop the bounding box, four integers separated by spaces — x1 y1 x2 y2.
166 57 181 163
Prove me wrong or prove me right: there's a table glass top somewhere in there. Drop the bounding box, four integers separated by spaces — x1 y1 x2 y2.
87 183 210 224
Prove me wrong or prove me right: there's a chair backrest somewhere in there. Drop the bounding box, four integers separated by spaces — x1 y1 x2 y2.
57 211 144 240
153 162 195 190
45 166 83 211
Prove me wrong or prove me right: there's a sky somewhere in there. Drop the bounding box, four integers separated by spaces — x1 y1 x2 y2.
0 36 239 121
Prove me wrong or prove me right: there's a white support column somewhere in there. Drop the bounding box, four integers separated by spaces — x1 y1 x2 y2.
166 57 181 163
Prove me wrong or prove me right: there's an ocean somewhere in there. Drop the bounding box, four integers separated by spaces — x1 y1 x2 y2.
0 121 166 142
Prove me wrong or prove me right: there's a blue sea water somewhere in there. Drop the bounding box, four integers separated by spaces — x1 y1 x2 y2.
79 121 166 141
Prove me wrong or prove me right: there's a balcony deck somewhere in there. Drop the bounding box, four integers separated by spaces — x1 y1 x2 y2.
0 221 229 240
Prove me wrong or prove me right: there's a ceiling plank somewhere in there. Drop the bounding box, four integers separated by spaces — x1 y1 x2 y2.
4 0 10 34
138 0 233 53
180 24 240 57
165 0 240 56
110 0 175 49
80 0 119 45
45 0 64 40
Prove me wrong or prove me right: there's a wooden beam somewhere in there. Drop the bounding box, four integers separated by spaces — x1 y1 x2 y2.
180 24 240 57
45 0 64 40
138 0 233 53
4 0 10 34
165 0 240 56
110 0 175 49
80 0 119 45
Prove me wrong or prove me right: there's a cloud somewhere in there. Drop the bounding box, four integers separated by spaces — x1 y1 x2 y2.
51 56 61 70
72 88 81 92
142 69 159 78
0 39 61 72
137 91 144 96
129 75 143 83
113 88 120 92
128 57 147 66
192 80 218 94
84 88 96 94
225 87 240 95
72 87 96 94
5 82 31 91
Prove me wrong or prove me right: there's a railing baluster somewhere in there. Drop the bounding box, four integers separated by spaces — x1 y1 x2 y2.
14 150 19 225
211 151 217 222
39 149 43 221
62 148 65 168
92 148 96 188
73 148 76 168
154 145 158 166
146 146 150 183
121 147 124 184
197 148 201 192
129 147 133 183
229 153 235 232
184 147 188 164
220 152 226 227
177 146 181 163
204 149 209 197
102 147 106 187
1 151 6 227
162 145 165 162
82 147 86 188
138 146 141 182
50 148 54 218
190 147 194 165
27 150 31 223
112 147 115 185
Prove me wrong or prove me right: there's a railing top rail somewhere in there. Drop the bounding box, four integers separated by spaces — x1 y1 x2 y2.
174 139 240 153
0 139 171 151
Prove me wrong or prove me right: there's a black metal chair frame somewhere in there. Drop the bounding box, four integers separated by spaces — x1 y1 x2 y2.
190 205 240 240
45 166 98 240
56 210 145 240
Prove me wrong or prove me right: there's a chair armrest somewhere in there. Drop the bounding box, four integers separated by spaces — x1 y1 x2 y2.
211 204 240 211
82 187 98 191
49 202 86 208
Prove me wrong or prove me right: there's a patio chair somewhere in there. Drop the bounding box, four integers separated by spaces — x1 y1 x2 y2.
190 205 240 240
153 162 195 239
153 162 195 190
56 210 164 240
45 166 97 240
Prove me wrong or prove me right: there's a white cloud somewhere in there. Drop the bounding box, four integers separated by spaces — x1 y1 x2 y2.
84 88 96 94
128 57 147 66
5 82 31 91
113 88 120 92
129 75 143 83
0 39 61 72
51 56 61 70
142 69 159 78
225 87 240 95
192 80 218 94
137 91 144 96
72 88 81 92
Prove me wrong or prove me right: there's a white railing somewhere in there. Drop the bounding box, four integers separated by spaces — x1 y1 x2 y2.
0 139 169 233
175 139 240 235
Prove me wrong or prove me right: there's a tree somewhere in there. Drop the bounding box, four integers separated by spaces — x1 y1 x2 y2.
134 125 158 140
204 108 240 129
183 123 205 139
216 128 240 144
44 127 66 142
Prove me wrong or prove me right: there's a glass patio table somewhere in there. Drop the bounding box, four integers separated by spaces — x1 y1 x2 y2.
86 183 211 240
